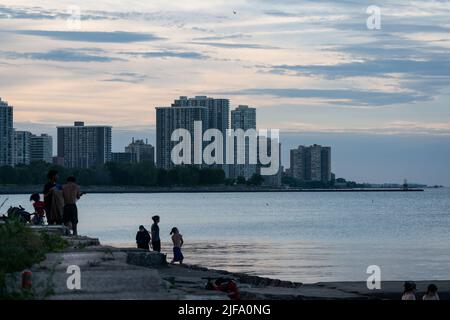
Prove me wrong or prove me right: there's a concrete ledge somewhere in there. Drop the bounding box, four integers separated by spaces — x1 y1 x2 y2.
29 225 70 236
126 251 168 267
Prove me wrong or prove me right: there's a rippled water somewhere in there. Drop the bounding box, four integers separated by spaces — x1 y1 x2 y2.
3 189 450 283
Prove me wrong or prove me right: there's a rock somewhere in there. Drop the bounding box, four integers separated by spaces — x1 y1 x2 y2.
126 251 167 267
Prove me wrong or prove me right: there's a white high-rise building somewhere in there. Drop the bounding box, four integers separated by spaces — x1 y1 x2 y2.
0 98 14 166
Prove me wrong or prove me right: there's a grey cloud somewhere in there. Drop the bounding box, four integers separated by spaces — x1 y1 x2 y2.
215 88 430 106
101 72 148 83
270 57 450 78
190 42 277 49
192 34 251 41
15 30 164 43
123 50 208 60
0 49 121 62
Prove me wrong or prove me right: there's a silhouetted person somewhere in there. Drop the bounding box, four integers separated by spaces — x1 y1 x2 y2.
29 193 45 225
136 225 151 250
151 215 161 252
43 170 61 224
423 284 439 300
62 176 83 236
402 281 417 300
170 227 184 264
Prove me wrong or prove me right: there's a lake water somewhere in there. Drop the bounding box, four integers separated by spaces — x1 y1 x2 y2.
2 189 450 283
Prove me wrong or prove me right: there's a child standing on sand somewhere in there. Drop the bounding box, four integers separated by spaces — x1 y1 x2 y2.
170 227 184 265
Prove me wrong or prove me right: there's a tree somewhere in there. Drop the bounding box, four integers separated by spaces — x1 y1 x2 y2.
236 176 246 185
248 174 264 186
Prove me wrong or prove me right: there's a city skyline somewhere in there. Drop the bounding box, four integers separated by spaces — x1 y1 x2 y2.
1 1 449 185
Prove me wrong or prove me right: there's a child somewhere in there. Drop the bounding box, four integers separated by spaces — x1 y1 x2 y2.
170 227 184 264
151 215 161 252
136 225 151 250
423 284 440 300
401 281 417 300
29 193 45 225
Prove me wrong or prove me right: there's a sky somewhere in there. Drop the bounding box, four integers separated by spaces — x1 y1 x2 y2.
0 0 449 185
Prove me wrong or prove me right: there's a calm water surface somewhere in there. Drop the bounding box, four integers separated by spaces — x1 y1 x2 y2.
3 189 450 283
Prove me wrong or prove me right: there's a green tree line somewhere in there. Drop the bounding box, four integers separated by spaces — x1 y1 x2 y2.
0 161 240 187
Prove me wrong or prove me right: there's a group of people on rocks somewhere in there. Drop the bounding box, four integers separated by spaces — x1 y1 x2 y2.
136 215 184 265
29 169 83 236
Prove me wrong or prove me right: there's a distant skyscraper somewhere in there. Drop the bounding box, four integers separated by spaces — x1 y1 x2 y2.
321 146 331 183
30 134 53 163
0 98 14 166
230 105 257 179
171 96 229 173
306 144 322 181
57 121 112 168
125 138 155 163
14 130 32 165
156 97 209 170
290 145 307 181
290 144 332 183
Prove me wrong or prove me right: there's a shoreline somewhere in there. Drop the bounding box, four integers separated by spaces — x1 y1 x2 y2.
0 185 425 195
9 226 449 300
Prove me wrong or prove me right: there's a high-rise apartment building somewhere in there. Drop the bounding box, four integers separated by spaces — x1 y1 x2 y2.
57 121 111 168
30 134 53 163
13 130 32 165
0 98 14 166
125 138 155 163
290 144 332 183
230 105 257 179
156 96 229 170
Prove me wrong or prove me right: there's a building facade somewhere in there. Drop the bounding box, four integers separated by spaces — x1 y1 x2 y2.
170 96 229 173
111 152 137 164
13 130 32 165
0 98 14 166
57 121 112 168
125 138 155 163
290 144 332 183
156 97 209 170
230 105 257 180
30 134 53 163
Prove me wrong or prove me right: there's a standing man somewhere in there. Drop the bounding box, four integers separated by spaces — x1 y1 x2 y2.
62 176 83 236
43 170 60 225
151 215 161 252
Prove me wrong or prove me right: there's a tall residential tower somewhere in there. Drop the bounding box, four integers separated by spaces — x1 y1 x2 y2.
0 98 14 166
57 121 111 168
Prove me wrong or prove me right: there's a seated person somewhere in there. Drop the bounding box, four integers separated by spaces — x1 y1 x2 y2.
30 193 46 225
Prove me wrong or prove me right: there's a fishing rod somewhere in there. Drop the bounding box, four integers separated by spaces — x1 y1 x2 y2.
0 197 9 211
